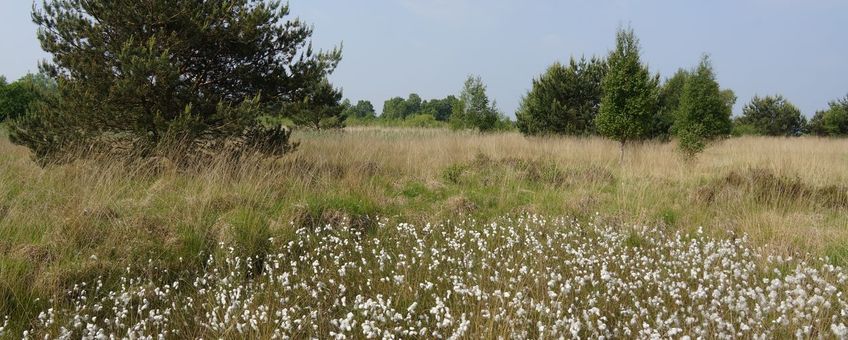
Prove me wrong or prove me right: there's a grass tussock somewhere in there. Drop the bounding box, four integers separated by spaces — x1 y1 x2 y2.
695 167 848 210
1 127 848 335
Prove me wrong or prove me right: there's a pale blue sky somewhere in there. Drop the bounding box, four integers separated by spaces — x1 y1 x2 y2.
1 1 846 117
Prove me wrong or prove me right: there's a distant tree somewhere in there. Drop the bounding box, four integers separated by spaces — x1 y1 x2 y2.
381 93 421 119
0 76 5 120
381 97 408 119
737 95 805 136
0 73 57 122
674 55 733 157
289 79 345 130
807 110 828 136
824 108 848 136
720 89 737 113
808 95 848 136
657 69 690 136
595 27 660 162
13 1 340 164
658 69 736 140
342 99 376 119
406 93 422 116
358 100 377 118
659 70 689 115
421 96 458 121
451 75 500 131
516 56 606 136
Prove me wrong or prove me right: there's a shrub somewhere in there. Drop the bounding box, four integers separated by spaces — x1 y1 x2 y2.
677 124 706 158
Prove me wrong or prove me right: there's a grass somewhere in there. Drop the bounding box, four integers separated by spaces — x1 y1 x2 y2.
1 127 848 336
11 217 848 338
346 114 451 129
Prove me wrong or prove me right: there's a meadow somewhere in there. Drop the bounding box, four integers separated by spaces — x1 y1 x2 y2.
1 127 848 338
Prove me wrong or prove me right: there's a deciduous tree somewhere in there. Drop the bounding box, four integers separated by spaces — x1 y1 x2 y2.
341 99 376 119
675 56 733 157
0 73 56 122
451 75 500 131
421 96 458 121
595 28 660 162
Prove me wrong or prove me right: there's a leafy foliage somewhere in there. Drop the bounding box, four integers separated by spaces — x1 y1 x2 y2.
516 57 606 135
0 73 56 122
382 93 456 121
595 28 660 148
657 69 690 137
12 0 340 163
737 95 805 136
381 97 407 120
677 124 706 158
674 56 733 157
341 100 377 119
451 75 502 131
406 93 422 115
421 96 459 121
381 94 422 120
808 95 848 136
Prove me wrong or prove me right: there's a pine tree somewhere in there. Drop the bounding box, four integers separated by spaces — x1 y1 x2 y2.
13 0 340 164
289 78 346 130
737 95 805 136
820 95 848 136
595 27 659 162
675 55 733 157
516 57 606 136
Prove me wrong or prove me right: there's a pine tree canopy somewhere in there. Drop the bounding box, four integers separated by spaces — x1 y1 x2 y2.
12 0 341 163
516 57 606 136
738 95 805 136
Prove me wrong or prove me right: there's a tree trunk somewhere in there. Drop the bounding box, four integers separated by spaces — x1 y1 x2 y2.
619 140 625 166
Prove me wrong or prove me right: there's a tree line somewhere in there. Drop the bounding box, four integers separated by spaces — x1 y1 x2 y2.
334 74 512 131
513 27 848 157
0 2 845 165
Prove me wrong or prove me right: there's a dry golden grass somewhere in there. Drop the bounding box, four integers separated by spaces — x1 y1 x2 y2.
300 128 848 250
1 126 847 333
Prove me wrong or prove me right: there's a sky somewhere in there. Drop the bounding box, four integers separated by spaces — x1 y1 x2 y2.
1 1 846 118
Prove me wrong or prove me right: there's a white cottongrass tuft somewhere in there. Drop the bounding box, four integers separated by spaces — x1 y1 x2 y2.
10 215 848 339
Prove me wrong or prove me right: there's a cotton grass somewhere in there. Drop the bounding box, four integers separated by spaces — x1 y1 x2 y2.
15 215 848 339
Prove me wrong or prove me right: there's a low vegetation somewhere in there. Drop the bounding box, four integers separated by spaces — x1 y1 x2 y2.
0 1 846 338
12 216 848 338
2 127 848 336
